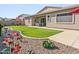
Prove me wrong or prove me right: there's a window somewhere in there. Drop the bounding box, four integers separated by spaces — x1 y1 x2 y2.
56 13 72 22
57 13 72 16
47 16 51 22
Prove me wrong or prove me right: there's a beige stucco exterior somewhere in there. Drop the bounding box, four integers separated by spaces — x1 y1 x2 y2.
25 18 32 26
46 13 79 30
25 5 79 30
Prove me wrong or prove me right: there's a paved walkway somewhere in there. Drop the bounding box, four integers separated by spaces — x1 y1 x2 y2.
29 26 79 49
48 29 79 49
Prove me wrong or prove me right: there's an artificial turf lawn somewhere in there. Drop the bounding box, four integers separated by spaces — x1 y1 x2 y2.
10 26 62 38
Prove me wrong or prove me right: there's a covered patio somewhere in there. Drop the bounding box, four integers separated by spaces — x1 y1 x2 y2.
32 14 46 26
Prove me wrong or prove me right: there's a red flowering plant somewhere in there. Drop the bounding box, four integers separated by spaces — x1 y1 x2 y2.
2 31 23 54
2 37 10 44
2 37 13 46
11 44 22 54
11 31 18 36
11 31 22 40
16 34 22 40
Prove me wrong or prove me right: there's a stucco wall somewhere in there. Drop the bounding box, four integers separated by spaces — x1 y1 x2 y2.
46 9 72 24
46 8 79 30
4 20 17 26
46 13 79 30
25 18 32 26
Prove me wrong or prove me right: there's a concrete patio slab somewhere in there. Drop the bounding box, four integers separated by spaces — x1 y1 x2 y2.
48 29 79 49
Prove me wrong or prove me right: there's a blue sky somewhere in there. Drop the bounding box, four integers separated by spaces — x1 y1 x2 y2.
0 4 74 18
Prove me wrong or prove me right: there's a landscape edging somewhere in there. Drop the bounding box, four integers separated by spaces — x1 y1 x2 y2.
9 27 48 40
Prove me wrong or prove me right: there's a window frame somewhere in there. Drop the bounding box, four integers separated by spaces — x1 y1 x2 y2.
56 13 73 23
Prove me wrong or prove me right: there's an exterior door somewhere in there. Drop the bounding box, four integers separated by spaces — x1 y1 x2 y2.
41 18 46 26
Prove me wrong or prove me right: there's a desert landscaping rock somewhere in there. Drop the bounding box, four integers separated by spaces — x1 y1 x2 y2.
20 38 79 54
1 27 79 54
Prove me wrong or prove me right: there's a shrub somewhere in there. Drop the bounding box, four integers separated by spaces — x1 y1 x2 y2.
0 24 3 36
0 27 1 36
43 40 55 49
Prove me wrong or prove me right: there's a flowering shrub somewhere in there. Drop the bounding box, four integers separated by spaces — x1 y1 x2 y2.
16 35 22 40
2 37 13 46
2 37 10 44
2 30 23 54
11 31 22 40
11 44 21 53
12 31 18 36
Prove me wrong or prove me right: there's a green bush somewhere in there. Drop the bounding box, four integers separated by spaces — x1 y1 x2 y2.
0 25 3 36
43 41 55 49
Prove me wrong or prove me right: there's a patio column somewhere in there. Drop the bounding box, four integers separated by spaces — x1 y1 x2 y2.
32 18 36 26
55 14 57 24
39 18 42 26
72 13 75 24
46 14 48 23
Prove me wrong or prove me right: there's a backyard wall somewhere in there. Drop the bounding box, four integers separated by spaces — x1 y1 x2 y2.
4 20 17 26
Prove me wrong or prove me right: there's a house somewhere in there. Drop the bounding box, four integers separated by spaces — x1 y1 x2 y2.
25 5 79 30
16 14 30 25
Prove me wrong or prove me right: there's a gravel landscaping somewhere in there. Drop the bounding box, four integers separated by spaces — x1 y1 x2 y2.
20 38 79 54
1 27 79 54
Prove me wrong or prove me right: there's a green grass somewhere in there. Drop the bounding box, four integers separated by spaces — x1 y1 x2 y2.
10 26 62 38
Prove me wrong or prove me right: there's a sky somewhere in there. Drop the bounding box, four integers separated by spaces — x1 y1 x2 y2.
0 4 74 18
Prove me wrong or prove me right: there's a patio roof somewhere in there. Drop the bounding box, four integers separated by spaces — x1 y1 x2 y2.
36 6 62 15
27 5 79 18
32 5 79 17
